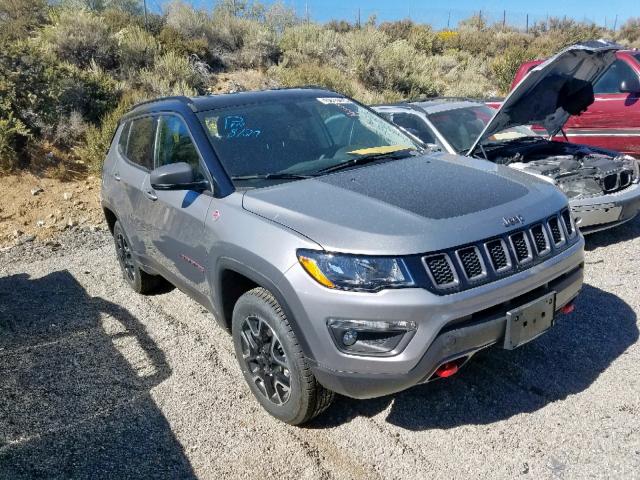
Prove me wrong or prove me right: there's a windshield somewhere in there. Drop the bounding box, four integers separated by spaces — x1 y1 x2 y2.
198 95 419 185
428 105 537 153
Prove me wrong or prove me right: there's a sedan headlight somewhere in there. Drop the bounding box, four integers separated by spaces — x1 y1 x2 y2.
620 155 640 183
297 249 414 291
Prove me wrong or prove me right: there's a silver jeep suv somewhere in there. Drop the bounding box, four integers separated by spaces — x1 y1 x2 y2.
101 88 584 425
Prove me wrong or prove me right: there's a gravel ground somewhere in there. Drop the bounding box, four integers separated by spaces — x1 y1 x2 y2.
1 219 639 480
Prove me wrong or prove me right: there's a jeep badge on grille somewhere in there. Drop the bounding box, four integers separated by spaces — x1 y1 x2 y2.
503 215 524 227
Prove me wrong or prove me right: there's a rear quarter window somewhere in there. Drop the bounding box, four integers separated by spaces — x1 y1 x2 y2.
125 116 157 170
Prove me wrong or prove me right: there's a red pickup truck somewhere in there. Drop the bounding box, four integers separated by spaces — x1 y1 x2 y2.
511 50 640 156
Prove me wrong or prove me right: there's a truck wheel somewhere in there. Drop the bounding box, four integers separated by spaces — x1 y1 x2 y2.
232 287 334 425
112 220 169 295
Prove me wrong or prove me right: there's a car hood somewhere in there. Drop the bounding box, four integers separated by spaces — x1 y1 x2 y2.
242 154 568 255
467 40 621 156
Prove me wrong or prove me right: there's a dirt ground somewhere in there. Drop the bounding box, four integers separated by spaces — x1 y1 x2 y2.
0 173 104 246
1 204 640 479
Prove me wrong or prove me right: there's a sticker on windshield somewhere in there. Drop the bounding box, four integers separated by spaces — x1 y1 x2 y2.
317 97 353 105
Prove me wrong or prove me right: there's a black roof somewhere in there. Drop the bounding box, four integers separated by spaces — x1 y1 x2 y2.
123 88 341 120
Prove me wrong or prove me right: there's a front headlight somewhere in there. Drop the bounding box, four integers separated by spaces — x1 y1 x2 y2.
297 249 415 291
621 155 640 183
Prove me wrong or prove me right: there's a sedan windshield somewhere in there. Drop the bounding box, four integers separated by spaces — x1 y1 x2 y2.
198 95 419 185
428 105 537 153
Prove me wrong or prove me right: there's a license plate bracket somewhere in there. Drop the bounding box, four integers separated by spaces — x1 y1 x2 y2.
504 292 556 350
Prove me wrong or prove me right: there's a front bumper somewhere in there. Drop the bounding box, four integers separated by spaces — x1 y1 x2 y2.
280 237 585 399
571 183 640 234
311 263 583 399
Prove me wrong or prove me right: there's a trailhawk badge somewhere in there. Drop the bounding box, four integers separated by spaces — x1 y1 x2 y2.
503 215 525 227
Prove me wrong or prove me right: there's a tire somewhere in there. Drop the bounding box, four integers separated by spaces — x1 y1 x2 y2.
112 220 169 295
232 287 334 425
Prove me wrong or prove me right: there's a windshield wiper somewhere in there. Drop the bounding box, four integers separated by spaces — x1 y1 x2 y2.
316 149 416 175
231 173 314 181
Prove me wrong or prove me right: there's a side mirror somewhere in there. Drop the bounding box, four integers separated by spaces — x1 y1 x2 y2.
620 77 640 93
150 162 208 191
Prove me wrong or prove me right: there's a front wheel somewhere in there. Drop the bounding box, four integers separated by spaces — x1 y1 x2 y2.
232 287 334 425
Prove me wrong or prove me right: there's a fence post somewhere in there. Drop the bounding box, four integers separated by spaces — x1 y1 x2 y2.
526 14 529 33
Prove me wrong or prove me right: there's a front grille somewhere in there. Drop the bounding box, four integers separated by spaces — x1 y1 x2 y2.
423 254 457 287
548 216 565 245
620 170 632 188
510 232 532 263
530 224 550 255
602 173 619 192
561 209 575 237
485 239 510 272
456 247 486 280
420 208 578 294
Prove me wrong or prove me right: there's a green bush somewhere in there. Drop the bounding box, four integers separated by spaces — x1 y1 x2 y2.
137 51 208 96
491 47 534 94
116 24 159 73
272 62 355 97
38 9 118 69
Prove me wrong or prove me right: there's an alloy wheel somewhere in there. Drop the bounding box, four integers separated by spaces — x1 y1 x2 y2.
239 315 291 405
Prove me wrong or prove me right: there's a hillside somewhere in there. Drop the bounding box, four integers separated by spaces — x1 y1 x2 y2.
1 0 639 180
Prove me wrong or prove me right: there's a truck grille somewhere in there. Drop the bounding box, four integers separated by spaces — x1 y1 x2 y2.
423 254 458 287
420 208 579 294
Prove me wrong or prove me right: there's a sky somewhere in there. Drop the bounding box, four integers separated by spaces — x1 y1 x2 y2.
186 0 635 30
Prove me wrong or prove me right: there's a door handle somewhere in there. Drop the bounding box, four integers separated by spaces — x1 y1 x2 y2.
144 190 158 201
113 172 121 181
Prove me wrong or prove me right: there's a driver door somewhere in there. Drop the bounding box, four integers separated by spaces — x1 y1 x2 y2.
144 114 214 299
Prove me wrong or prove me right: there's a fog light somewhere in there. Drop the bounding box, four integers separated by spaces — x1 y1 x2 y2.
327 319 417 355
342 329 358 346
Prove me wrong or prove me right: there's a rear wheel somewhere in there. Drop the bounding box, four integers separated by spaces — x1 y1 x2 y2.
112 220 170 295
232 287 334 425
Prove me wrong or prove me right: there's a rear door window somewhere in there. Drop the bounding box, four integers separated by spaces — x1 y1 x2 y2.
126 116 157 170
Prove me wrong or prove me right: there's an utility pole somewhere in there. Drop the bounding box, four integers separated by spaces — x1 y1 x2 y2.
143 0 147 28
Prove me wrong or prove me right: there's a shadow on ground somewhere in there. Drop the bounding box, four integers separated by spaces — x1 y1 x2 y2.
0 271 195 479
309 283 637 431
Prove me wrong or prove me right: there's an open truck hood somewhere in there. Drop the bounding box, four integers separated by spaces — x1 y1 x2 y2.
467 40 621 156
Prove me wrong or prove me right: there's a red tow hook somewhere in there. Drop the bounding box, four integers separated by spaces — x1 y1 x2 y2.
561 303 575 315
434 362 459 379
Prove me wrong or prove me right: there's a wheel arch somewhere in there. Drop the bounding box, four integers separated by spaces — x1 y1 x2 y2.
214 258 314 361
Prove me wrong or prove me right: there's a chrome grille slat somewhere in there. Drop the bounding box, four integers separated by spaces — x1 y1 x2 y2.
530 224 551 256
484 239 512 273
455 246 487 281
547 216 566 246
423 254 459 288
561 209 576 238
509 232 533 264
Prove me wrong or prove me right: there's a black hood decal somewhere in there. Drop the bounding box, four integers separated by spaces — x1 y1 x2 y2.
318 156 528 220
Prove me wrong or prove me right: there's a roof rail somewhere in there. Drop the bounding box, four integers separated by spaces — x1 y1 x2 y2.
130 95 195 111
